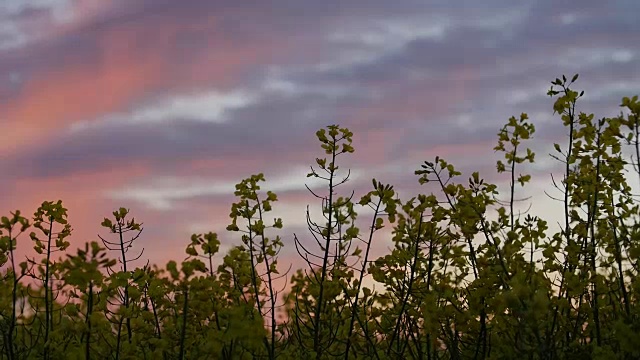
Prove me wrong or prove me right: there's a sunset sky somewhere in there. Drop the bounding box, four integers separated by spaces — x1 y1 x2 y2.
1 0 639 269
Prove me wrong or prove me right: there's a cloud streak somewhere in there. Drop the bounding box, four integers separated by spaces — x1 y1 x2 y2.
71 89 256 131
107 166 365 210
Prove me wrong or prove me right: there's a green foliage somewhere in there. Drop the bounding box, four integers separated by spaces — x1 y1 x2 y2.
2 76 640 359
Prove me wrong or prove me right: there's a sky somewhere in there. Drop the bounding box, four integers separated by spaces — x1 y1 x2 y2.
1 0 639 270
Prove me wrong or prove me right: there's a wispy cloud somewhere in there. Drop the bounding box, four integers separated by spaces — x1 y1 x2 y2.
71 89 255 131
107 166 365 210
0 0 100 50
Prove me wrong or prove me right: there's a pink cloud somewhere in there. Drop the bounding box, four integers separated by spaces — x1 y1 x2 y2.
1 8 288 156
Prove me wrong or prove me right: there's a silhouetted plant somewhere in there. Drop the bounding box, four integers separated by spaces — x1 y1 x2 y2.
0 210 30 360
98 208 144 359
225 174 289 359
289 125 359 359
58 241 115 359
26 200 72 360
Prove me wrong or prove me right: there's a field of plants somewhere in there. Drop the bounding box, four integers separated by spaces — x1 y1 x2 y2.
2 75 640 359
